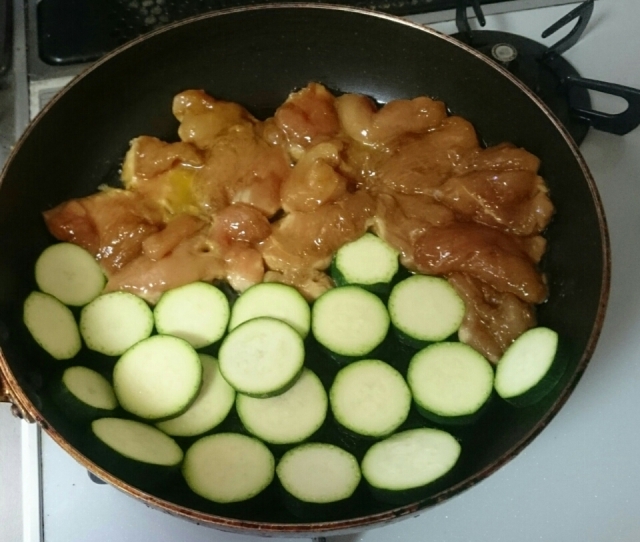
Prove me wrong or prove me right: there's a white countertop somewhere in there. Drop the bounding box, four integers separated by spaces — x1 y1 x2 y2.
2 1 640 541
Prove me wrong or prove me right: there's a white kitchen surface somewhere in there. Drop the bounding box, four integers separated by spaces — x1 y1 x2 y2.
2 0 640 541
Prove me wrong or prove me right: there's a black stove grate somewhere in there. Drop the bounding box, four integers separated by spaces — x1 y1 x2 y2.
37 0 512 66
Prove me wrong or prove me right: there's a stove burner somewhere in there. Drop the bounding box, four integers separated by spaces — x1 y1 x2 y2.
453 0 640 144
453 30 592 145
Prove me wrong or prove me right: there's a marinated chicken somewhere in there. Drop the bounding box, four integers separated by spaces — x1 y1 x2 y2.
43 83 555 361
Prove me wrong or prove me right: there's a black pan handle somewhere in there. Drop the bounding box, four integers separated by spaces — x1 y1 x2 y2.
565 75 640 136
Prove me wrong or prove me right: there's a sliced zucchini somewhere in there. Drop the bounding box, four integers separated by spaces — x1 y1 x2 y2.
183 432 275 503
153 282 230 349
156 354 235 437
113 335 202 420
80 291 154 356
35 242 105 306
228 282 311 338
23 291 81 360
52 366 118 422
236 368 327 445
407 342 494 424
330 359 411 438
388 275 465 348
90 417 183 489
311 286 390 360
330 233 399 294
494 327 563 407
218 317 304 397
361 427 461 503
276 443 361 504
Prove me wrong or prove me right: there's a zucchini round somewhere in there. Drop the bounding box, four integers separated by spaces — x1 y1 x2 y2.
79 291 154 356
276 443 361 504
183 433 275 503
330 233 399 294
23 291 81 360
330 359 411 438
236 368 327 445
154 282 230 349
218 317 305 397
229 282 311 338
361 427 461 503
494 326 563 407
408 342 494 424
52 366 118 422
388 275 465 348
311 286 390 360
35 242 105 306
113 335 202 421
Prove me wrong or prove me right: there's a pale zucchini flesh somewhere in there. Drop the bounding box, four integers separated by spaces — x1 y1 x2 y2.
183 433 275 503
331 233 399 291
35 242 105 306
153 282 230 349
23 291 81 360
229 282 311 338
388 275 465 346
361 427 461 492
91 417 183 467
408 342 494 422
113 335 202 420
63 366 117 409
218 317 305 397
495 327 561 405
311 286 390 358
276 443 361 504
236 368 327 445
330 359 411 438
80 291 154 356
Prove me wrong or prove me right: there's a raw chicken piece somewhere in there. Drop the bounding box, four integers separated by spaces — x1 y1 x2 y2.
280 141 349 213
434 169 554 235
142 214 206 261
172 89 256 149
374 116 480 195
412 222 548 304
335 93 448 145
188 121 289 217
274 83 341 156
43 189 163 273
209 203 272 246
455 142 541 174
121 135 203 186
448 272 536 363
261 190 375 276
371 191 455 269
104 233 226 304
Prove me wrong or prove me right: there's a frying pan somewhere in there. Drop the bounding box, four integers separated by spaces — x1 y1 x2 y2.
0 4 610 537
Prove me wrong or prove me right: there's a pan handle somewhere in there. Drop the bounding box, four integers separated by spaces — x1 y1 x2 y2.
565 75 640 136
0 360 36 423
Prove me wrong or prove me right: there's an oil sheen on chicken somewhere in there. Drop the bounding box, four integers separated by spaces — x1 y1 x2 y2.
43 83 554 360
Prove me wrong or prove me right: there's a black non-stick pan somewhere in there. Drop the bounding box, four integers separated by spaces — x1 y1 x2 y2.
0 4 609 536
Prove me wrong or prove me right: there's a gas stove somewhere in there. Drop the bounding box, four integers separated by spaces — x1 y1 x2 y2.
3 1 640 542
